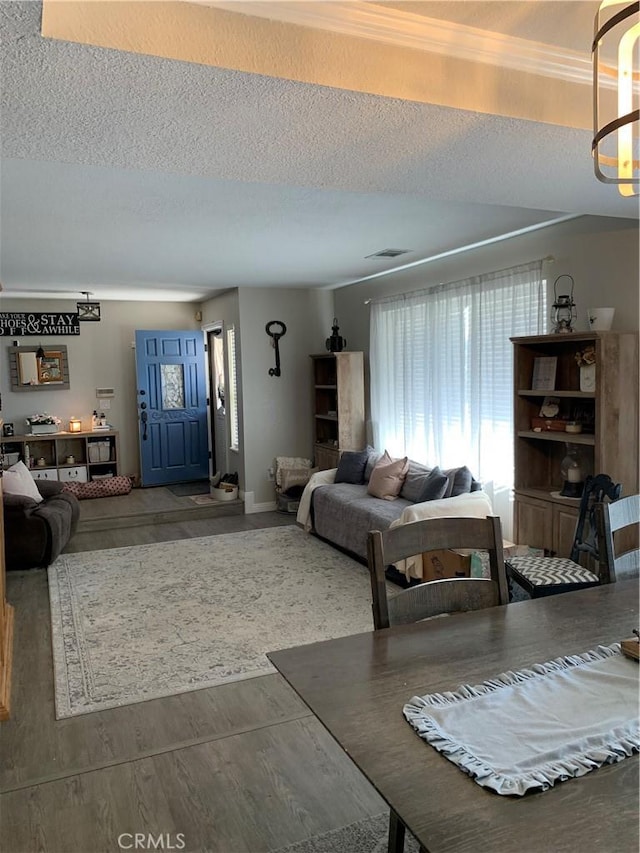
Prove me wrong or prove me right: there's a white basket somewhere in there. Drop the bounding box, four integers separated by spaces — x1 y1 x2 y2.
211 485 238 501
88 441 111 462
29 424 59 435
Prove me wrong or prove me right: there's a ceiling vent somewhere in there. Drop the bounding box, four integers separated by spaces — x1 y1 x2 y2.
365 248 411 259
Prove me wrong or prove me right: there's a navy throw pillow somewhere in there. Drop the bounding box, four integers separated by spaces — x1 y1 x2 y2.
335 449 369 484
443 466 474 498
416 466 449 502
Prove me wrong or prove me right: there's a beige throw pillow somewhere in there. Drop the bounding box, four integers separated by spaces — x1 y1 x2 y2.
367 451 409 501
3 460 43 503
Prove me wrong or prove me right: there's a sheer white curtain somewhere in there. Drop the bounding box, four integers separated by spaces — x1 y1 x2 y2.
370 261 545 538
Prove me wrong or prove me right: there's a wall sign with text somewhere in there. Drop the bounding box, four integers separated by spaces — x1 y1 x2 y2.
0 312 80 336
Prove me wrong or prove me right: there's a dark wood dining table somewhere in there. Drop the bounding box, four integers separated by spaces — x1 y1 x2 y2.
268 580 639 853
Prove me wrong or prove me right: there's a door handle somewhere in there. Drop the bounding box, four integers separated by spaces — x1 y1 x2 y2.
140 409 148 441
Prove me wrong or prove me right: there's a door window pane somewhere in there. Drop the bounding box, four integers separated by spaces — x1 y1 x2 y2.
161 364 185 409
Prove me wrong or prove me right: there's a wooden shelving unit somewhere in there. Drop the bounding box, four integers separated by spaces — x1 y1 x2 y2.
1 430 120 482
310 352 365 470
511 331 638 557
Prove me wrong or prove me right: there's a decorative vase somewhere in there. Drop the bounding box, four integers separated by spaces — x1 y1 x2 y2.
325 318 346 352
587 307 615 331
579 363 596 392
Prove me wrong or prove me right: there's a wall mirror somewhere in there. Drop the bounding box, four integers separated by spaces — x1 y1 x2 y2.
8 345 70 391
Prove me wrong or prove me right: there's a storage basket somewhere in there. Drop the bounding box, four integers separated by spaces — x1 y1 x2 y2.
88 441 111 463
211 485 238 501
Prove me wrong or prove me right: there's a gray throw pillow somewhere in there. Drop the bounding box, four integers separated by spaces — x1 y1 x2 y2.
442 466 474 498
399 461 432 502
335 449 369 484
416 466 449 502
364 446 382 482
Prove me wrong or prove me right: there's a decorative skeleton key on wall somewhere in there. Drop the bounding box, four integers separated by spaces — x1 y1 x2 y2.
266 321 287 377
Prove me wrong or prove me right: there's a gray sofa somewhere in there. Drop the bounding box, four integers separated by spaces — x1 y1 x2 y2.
308 452 483 563
312 483 412 560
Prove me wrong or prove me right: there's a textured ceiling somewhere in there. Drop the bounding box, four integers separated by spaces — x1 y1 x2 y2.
0 0 636 302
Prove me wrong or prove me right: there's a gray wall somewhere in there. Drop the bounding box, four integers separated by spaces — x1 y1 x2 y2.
0 298 200 475
236 287 334 509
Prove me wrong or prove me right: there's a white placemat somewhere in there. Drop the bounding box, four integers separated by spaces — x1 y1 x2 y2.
404 644 639 796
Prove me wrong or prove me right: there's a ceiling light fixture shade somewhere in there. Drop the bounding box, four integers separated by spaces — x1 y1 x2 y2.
592 0 640 197
77 291 101 321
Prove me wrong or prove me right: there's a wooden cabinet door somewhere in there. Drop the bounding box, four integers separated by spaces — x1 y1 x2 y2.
314 445 339 471
553 505 580 559
514 495 553 551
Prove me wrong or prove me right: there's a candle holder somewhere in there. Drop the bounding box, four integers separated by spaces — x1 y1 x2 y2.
560 444 585 497
69 417 82 433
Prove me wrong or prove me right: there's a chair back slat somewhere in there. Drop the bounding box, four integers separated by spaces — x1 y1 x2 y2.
607 494 640 533
596 494 640 582
387 578 501 625
367 515 508 630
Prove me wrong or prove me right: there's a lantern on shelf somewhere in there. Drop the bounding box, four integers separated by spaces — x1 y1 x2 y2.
551 275 577 334
69 417 82 433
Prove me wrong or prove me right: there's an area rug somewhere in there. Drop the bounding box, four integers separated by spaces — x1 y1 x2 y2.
48 526 377 718
271 813 419 853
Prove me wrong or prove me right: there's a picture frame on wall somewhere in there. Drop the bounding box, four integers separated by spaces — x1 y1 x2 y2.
37 352 64 384
2 423 14 437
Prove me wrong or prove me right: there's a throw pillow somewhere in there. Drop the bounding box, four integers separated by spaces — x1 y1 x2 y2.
367 452 409 501
2 460 43 503
442 466 474 498
399 461 432 502
416 466 449 502
335 449 369 485
280 467 313 494
364 445 382 482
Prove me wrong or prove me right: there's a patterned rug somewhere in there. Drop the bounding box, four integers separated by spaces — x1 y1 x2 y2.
48 526 376 718
272 813 420 853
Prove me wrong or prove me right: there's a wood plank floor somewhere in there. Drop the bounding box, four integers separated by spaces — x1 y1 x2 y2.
1 506 384 852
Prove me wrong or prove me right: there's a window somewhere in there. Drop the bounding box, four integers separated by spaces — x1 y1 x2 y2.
226 326 239 452
370 261 545 538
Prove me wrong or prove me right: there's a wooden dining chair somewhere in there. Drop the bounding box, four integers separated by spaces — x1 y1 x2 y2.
505 474 621 599
595 494 640 581
367 515 508 631
367 515 508 853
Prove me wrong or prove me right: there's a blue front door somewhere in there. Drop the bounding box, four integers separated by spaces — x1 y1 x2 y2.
135 330 209 486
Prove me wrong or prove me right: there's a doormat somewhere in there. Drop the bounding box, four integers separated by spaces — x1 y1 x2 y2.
167 480 210 496
48 526 379 717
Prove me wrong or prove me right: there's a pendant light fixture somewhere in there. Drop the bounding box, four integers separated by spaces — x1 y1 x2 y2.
592 1 639 197
77 291 101 321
